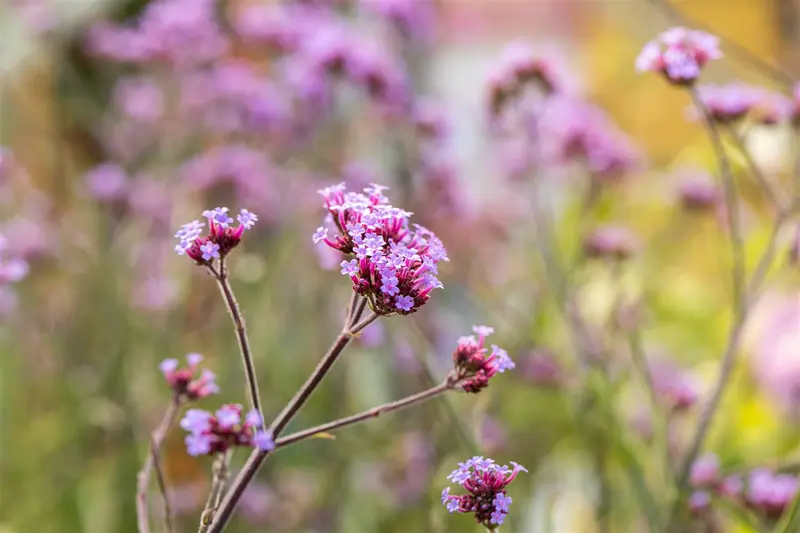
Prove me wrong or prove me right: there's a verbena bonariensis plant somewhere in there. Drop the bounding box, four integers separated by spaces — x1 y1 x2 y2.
136 184 519 533
70 1 798 531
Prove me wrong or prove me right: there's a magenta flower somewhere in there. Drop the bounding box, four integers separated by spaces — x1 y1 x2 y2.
677 171 721 211
84 163 129 202
160 353 219 400
451 326 514 393
688 491 711 514
690 453 720 488
636 27 721 85
174 207 257 264
180 404 275 457
691 83 761 124
583 225 640 260
441 456 527 528
746 469 798 518
486 41 562 115
313 183 448 316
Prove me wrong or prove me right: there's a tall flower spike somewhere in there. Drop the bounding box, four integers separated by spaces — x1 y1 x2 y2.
173 207 257 264
313 183 448 316
441 456 527 528
451 326 514 393
636 27 721 86
179 404 275 457
160 353 219 400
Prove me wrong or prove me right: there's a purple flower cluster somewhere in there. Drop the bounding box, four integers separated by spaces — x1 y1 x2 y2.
487 41 561 115
636 27 722 85
174 207 257 264
745 469 799 518
159 353 219 400
0 235 29 285
451 326 515 393
180 405 275 457
582 225 640 260
691 83 762 124
313 183 448 315
441 456 527 528
538 96 640 182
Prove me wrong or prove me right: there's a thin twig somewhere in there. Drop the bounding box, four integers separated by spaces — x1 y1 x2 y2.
206 308 381 533
151 438 173 533
198 451 232 533
136 396 181 533
666 89 782 531
724 126 784 213
274 381 451 449
209 261 262 416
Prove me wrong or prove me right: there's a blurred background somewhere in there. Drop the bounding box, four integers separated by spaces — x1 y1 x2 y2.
1 0 800 532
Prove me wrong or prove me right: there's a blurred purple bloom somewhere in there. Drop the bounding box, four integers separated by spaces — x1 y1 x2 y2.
689 453 720 488
636 27 721 85
113 76 164 123
85 163 128 202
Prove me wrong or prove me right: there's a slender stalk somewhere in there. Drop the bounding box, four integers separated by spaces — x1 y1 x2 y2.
274 382 451 449
136 395 180 533
209 261 262 416
666 89 781 531
198 451 232 533
206 309 380 533
725 126 783 213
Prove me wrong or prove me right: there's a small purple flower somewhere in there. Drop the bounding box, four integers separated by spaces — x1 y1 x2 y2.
491 345 516 373
253 430 275 451
313 226 329 244
451 328 514 393
160 358 179 375
215 405 241 430
395 294 414 312
237 209 258 229
244 409 262 428
186 353 203 367
200 241 220 261
689 453 720 488
181 409 213 434
161 354 219 400
381 275 400 296
689 491 711 514
341 259 359 277
442 456 526 528
636 27 721 85
186 433 214 456
202 207 234 227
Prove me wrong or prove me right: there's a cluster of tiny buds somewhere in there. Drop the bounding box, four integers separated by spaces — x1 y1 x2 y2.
174 207 258 264
636 27 721 85
441 456 527 528
451 326 515 393
180 404 275 457
486 41 560 116
160 353 219 400
313 183 448 316
688 453 799 519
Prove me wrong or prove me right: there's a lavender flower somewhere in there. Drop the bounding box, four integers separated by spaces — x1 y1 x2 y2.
180 404 275 457
173 207 257 264
746 469 799 518
583 225 640 260
487 41 562 115
441 456 527 528
691 83 761 124
451 326 514 393
314 183 448 316
636 27 721 85
160 353 219 400
84 163 129 202
690 453 720 488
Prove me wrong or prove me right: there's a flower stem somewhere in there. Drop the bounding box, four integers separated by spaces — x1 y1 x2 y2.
274 381 451 449
205 302 379 533
136 395 180 533
198 451 232 533
209 261 262 416
724 126 784 213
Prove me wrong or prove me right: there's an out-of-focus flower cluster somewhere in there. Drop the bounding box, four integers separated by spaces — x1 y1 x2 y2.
180 405 275 456
313 183 448 315
451 326 515 393
636 27 721 85
441 456 527 528
688 453 799 520
160 353 219 400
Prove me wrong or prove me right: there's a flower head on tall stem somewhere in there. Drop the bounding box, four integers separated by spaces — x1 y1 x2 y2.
160 353 219 400
486 41 562 116
441 456 527 528
313 183 448 316
173 207 257 264
450 326 514 393
636 27 721 86
180 404 275 457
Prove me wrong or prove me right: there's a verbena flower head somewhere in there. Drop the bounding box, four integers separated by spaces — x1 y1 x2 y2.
487 41 562 116
677 171 721 212
688 491 711 514
745 469 799 518
636 27 721 85
583 225 640 260
442 456 527 528
451 326 514 393
159 353 219 400
180 404 275 456
691 83 761 124
173 207 257 264
314 183 448 316
690 453 720 488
